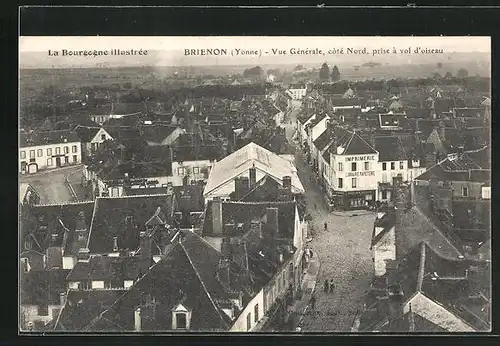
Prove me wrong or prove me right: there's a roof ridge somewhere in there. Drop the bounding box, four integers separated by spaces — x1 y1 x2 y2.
35 200 95 207
85 197 100 250
180 241 230 330
416 242 427 292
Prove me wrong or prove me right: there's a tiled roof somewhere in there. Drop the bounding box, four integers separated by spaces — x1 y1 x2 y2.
55 289 128 331
87 194 175 254
74 126 101 143
66 255 150 282
415 154 489 182
21 269 70 306
374 136 408 162
381 311 447 332
82 232 255 331
141 125 180 144
203 142 304 196
340 131 378 155
20 129 81 148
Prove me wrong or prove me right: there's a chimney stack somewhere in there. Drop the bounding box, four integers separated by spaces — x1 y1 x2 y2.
234 177 250 200
249 165 256 188
139 231 152 261
216 258 231 288
113 236 119 252
266 207 279 239
211 198 223 235
59 292 66 306
282 176 292 190
221 236 232 260
134 307 141 332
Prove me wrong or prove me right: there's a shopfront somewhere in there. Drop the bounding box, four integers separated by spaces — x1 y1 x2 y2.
330 190 376 210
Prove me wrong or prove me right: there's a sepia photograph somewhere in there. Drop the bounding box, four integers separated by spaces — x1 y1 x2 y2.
18 36 491 333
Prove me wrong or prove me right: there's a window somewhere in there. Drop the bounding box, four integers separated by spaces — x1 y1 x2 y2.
193 167 200 174
247 313 252 331
382 190 388 199
338 178 343 188
72 145 77 153
177 167 185 176
20 151 26 159
22 258 28 272
462 186 468 197
37 149 43 157
382 162 387 171
125 216 134 224
47 158 53 166
338 162 343 171
391 162 395 170
47 148 52 156
29 150 35 159
254 304 259 322
73 155 77 163
64 146 69 154
175 313 187 329
55 147 61 155
101 134 106 140
364 161 370 171
64 156 68 164
351 162 357 172
399 161 404 170
352 178 357 188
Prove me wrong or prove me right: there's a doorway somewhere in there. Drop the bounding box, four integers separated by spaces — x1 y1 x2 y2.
56 157 61 167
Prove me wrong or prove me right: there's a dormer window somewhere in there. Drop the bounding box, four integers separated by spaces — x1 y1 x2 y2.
171 302 192 330
126 216 134 225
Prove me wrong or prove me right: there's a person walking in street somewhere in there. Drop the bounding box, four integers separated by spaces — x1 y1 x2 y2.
324 221 328 232
329 279 335 293
324 279 329 293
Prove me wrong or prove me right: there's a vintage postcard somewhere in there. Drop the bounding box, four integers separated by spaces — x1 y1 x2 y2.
19 36 491 333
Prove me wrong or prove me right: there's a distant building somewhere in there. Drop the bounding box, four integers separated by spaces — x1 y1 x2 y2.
286 84 307 100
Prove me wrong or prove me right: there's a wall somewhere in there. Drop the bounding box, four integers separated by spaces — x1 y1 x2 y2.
331 153 379 192
19 141 82 173
172 160 213 185
62 256 77 270
21 304 61 328
230 289 264 331
451 181 483 199
373 226 396 277
379 160 409 182
404 292 475 332
92 281 104 289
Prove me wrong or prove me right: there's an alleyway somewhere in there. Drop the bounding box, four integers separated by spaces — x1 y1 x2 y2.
286 102 375 332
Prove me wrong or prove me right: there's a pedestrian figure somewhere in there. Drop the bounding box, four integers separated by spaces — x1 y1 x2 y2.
310 295 316 311
314 203 317 210
324 222 328 231
329 279 335 293
323 279 329 293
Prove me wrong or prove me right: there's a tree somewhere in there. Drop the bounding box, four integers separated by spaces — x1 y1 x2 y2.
457 68 469 78
437 62 443 69
243 66 264 79
319 63 330 81
331 65 341 82
444 71 453 79
432 72 442 80
294 64 304 71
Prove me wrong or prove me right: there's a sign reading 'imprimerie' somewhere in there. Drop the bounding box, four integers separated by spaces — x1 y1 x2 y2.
345 155 376 162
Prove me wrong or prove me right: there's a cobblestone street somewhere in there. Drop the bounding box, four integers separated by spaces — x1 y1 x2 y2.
286 103 375 332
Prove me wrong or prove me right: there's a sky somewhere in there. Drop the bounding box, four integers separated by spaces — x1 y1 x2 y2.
19 36 491 68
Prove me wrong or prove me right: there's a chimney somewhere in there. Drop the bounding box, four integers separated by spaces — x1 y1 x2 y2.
234 177 249 200
221 236 232 260
113 236 118 252
59 292 66 306
266 207 279 239
216 258 231 288
134 307 141 331
211 198 223 235
438 122 446 141
140 231 152 261
282 176 292 190
249 165 256 188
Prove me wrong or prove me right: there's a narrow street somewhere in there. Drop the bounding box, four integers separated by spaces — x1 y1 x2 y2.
20 165 84 204
286 102 375 332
